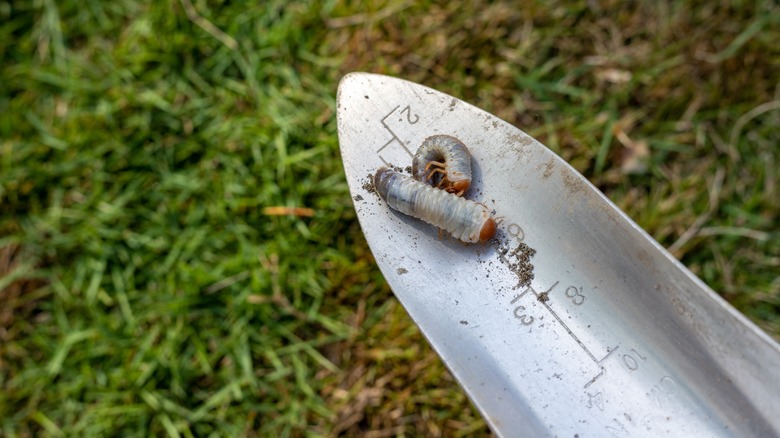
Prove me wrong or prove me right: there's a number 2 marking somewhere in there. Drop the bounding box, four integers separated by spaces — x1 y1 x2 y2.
400 105 419 124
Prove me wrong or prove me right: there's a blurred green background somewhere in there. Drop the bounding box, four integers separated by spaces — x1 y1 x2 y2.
1 0 778 436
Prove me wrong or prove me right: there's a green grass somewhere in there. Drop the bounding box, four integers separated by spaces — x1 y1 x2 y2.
1 0 779 436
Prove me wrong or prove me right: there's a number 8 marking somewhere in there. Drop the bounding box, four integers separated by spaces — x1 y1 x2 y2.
565 286 585 305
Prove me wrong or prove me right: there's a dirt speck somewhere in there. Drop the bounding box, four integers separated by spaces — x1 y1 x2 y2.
561 169 585 194
507 133 533 147
362 174 376 194
459 320 468 325
540 159 555 179
396 267 408 275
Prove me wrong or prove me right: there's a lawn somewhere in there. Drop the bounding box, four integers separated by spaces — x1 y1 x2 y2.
1 1 778 436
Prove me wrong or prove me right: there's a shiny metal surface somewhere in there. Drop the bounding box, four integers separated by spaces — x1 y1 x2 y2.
336 72 780 437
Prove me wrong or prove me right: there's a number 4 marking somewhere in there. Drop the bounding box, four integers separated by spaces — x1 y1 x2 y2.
587 392 604 411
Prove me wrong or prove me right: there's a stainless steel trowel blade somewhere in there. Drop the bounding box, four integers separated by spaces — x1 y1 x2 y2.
336 72 780 437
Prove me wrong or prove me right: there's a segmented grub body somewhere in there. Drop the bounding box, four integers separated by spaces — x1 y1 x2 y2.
375 168 495 243
412 135 472 195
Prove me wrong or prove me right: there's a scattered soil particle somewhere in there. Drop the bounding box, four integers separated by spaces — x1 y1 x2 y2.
496 240 536 289
362 174 376 194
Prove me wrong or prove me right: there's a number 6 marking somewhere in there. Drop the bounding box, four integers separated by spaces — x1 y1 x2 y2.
507 222 524 243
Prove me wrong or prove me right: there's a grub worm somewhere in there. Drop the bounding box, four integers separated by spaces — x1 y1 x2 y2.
412 135 472 196
375 167 496 243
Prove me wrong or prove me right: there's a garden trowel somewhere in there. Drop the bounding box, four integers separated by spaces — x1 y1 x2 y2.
336 72 780 436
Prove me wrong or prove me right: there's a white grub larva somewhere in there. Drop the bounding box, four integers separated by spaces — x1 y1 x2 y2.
375 167 496 243
412 135 472 196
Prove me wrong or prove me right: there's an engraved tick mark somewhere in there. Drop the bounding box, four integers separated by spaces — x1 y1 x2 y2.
513 280 620 388
377 105 418 164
